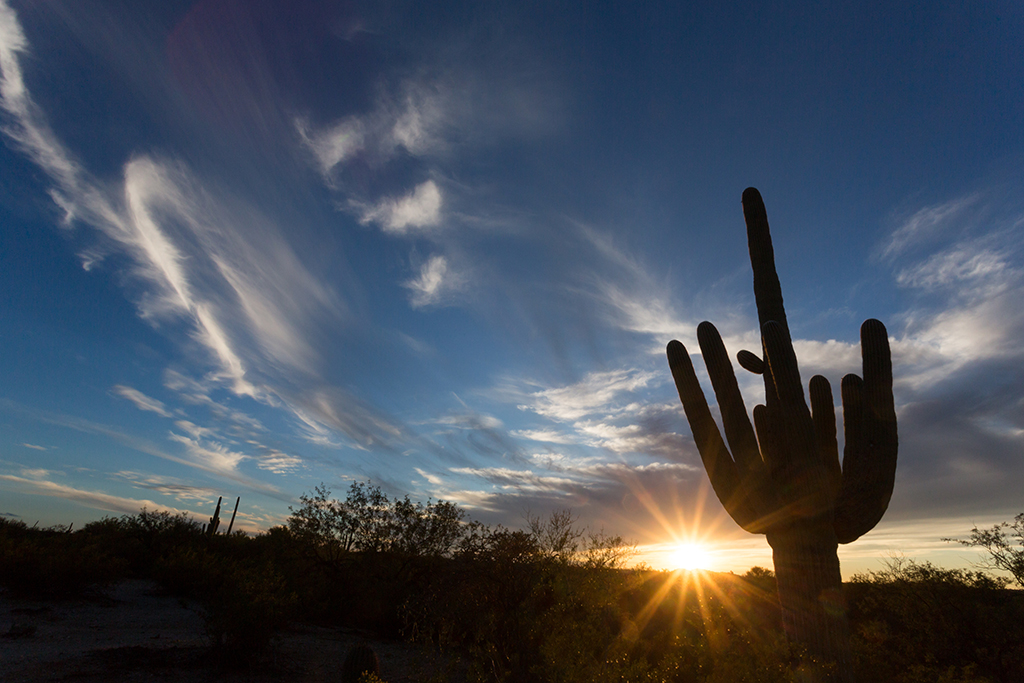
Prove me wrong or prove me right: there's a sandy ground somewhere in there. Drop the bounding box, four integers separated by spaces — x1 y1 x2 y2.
0 580 466 682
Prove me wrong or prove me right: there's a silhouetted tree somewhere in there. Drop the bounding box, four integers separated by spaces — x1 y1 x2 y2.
287 482 467 558
666 188 898 682
945 513 1024 587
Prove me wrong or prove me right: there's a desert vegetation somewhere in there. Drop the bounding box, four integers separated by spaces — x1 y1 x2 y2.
2 489 1022 682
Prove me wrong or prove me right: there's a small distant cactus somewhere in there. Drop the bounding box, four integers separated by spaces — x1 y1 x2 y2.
342 643 381 683
207 496 222 536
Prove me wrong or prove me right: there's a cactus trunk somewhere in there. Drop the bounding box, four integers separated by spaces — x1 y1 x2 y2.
768 524 853 682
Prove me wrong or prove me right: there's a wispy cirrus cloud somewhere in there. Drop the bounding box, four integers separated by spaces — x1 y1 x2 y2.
360 180 443 233
877 192 984 261
296 80 447 178
510 428 577 445
0 473 190 517
0 398 287 499
255 451 304 475
896 243 1014 292
0 2 422 462
112 385 173 418
167 432 249 474
113 471 219 503
516 368 659 423
403 254 466 308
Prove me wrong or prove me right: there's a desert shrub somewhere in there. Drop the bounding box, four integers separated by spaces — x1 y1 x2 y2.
0 518 126 597
78 508 204 576
153 546 295 655
848 556 1024 683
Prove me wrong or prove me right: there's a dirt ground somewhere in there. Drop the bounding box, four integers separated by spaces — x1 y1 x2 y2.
0 580 467 683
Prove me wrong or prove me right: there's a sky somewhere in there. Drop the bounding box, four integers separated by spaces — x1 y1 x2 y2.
1 0 1022 577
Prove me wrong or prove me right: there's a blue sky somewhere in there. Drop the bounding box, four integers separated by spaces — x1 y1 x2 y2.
1 0 1023 575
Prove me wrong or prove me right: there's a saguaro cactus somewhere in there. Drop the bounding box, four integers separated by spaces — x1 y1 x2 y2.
666 188 897 681
207 496 222 536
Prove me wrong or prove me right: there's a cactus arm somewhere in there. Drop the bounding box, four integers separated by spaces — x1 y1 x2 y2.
736 348 764 374
742 188 790 338
809 375 843 501
697 322 781 528
834 319 897 543
742 188 795 454
667 339 763 531
696 321 763 475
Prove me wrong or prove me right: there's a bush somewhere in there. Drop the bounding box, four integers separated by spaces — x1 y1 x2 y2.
154 546 296 656
849 556 1024 683
0 518 126 598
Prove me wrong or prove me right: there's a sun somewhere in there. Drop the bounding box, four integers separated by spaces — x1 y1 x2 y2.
669 542 712 571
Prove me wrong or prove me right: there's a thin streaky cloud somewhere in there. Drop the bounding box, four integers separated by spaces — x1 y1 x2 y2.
112 385 173 418
255 451 304 474
878 192 983 261
896 240 1018 294
510 429 577 445
516 368 660 423
167 432 249 475
0 398 287 499
112 471 219 503
0 474 190 517
20 443 47 451
1 5 350 444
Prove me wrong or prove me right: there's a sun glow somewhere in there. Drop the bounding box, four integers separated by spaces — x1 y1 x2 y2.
669 542 712 570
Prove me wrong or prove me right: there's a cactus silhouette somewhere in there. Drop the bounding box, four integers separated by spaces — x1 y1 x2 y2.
207 496 222 536
666 188 897 682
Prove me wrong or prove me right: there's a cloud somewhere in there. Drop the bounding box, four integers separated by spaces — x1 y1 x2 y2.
167 432 249 474
0 1 85 200
404 254 465 308
20 443 47 451
361 180 443 233
861 189 1024 521
896 244 1013 292
517 368 659 422
878 192 983 261
296 79 447 177
436 411 504 431
450 466 578 492
0 398 287 499
0 473 190 517
112 471 218 502
112 385 173 417
571 416 691 458
162 370 266 432
173 420 213 440
0 6 377 459
295 116 366 174
255 451 304 475
414 467 446 487
510 429 577 444
286 386 408 451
